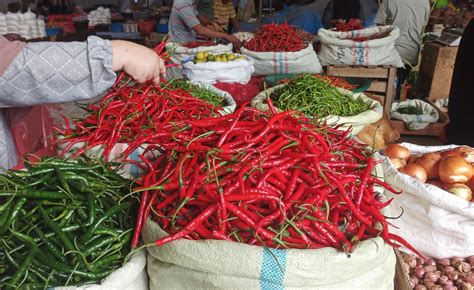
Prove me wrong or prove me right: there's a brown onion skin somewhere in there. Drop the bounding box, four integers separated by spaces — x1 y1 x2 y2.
439 156 473 184
401 163 428 183
441 146 474 163
417 152 442 179
390 158 406 170
469 256 474 267
384 144 410 160
415 285 428 290
410 276 419 288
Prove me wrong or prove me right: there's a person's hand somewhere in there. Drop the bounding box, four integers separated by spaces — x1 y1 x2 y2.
224 34 241 49
111 40 166 85
211 22 224 32
3 33 25 42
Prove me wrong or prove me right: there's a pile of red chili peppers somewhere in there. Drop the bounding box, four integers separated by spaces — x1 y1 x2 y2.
131 100 421 256
182 40 215 48
56 41 224 162
244 23 311 52
334 18 364 32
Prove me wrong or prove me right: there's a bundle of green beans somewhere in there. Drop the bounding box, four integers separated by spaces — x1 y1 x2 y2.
166 79 225 107
396 105 423 115
0 157 136 289
271 74 369 118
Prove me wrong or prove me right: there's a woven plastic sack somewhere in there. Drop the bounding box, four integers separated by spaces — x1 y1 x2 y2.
391 99 439 130
240 43 323 76
182 55 255 84
317 26 403 67
251 85 383 134
379 143 474 259
143 219 395 290
166 42 233 79
54 249 148 290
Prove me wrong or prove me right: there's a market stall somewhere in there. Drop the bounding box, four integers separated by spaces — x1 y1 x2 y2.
1 1 474 289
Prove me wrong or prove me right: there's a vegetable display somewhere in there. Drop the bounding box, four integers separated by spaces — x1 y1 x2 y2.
166 79 225 107
277 74 357 91
334 19 364 32
383 144 474 202
400 251 474 290
0 158 136 289
243 23 311 52
57 75 223 162
271 74 369 118
396 105 424 115
193 51 246 63
181 40 215 48
131 100 420 256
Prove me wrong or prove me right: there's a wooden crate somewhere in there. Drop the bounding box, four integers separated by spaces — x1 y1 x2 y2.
390 98 449 137
418 42 458 100
326 65 397 115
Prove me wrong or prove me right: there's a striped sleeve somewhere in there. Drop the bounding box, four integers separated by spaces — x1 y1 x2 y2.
176 2 200 29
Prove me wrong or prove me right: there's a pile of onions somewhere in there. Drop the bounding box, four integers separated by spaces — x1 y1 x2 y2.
383 144 474 202
400 251 474 290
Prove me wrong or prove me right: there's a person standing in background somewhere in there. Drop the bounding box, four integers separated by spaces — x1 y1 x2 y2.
169 0 240 45
214 0 240 32
375 0 430 89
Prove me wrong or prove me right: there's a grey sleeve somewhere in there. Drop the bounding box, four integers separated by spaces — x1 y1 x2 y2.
0 36 116 108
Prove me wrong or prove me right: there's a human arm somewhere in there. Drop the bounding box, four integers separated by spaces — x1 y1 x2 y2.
0 36 166 108
193 24 241 48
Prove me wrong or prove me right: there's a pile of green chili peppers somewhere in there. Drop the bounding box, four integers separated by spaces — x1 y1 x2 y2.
166 79 225 107
396 105 423 115
0 157 136 289
271 74 369 118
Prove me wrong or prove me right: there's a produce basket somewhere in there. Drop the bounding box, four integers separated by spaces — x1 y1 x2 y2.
318 25 404 67
143 219 396 289
251 84 383 135
379 143 474 259
182 54 254 84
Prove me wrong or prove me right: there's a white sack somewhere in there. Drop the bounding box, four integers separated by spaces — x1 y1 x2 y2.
240 43 323 76
182 55 254 84
251 85 383 134
166 42 233 79
55 249 148 290
379 143 474 259
318 26 404 67
391 99 439 130
143 219 396 290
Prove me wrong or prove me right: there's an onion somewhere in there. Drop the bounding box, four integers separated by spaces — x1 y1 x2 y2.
469 256 474 267
439 259 452 267
415 285 427 290
452 257 465 267
455 261 472 273
444 266 456 275
443 285 456 290
426 258 437 266
409 154 421 164
384 144 410 161
425 265 438 272
410 276 419 288
448 270 460 281
417 152 442 179
415 266 426 279
439 275 450 286
390 158 406 170
446 183 473 202
401 164 428 183
441 146 474 163
464 273 474 284
439 156 473 184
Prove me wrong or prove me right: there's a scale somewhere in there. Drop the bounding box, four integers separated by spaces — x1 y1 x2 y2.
436 28 464 46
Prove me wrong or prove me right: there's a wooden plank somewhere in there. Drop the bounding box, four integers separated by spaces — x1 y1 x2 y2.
367 80 387 93
383 68 397 115
390 120 446 137
326 66 390 78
